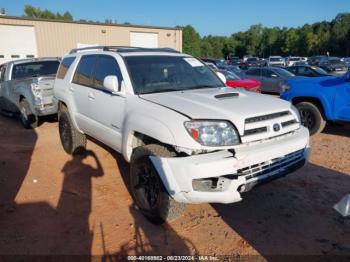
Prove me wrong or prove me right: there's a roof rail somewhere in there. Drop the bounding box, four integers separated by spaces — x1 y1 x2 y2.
69 46 180 54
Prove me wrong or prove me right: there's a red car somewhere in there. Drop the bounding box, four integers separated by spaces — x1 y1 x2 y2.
218 69 261 93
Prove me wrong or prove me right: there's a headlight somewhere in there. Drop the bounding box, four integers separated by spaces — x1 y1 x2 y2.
291 105 301 123
184 120 240 146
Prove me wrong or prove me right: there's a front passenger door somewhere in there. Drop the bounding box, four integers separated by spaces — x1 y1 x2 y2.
86 55 126 152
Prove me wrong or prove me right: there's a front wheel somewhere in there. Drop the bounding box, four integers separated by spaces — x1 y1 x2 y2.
296 102 326 135
130 144 186 224
58 105 86 154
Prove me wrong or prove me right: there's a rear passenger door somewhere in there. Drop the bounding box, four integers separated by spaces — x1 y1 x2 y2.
86 55 126 151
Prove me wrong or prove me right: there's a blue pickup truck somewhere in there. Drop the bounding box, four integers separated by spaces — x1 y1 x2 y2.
280 71 350 135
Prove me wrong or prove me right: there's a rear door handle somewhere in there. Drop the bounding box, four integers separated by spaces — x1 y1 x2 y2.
69 86 74 92
88 92 95 100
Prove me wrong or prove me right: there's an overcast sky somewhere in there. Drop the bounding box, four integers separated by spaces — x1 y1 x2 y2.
1 0 349 36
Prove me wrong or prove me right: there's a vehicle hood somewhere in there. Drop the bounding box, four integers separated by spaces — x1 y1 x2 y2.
286 75 340 87
140 88 293 136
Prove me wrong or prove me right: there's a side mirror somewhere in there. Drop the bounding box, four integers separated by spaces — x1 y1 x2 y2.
216 72 227 83
103 75 119 94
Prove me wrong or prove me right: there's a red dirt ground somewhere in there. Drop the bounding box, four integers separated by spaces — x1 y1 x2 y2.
0 114 349 258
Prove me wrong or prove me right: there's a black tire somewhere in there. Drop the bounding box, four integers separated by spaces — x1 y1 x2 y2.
130 144 186 224
58 105 86 154
19 99 38 129
296 102 326 135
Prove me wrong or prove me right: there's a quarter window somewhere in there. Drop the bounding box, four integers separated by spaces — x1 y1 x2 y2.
93 55 123 89
73 55 97 86
57 57 76 79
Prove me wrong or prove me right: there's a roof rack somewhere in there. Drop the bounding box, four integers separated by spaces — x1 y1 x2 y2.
69 46 180 54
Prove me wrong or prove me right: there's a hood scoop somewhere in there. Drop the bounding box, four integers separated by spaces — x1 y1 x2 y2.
215 92 239 99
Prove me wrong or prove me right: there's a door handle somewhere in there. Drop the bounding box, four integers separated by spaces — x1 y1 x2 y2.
69 87 74 92
88 93 95 100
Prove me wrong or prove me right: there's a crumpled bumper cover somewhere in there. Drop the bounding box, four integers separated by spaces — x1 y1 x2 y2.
150 126 310 204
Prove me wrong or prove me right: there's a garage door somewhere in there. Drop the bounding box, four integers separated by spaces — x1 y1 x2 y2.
130 32 158 48
0 25 38 64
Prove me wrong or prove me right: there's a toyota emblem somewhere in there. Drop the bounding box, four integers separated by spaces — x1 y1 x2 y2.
273 123 281 132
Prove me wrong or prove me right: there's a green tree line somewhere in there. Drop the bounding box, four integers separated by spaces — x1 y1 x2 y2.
182 13 350 58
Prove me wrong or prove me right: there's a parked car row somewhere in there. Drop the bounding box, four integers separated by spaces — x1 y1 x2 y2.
0 47 311 224
219 55 350 74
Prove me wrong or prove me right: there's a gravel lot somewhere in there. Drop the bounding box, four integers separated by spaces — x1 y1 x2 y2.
0 114 349 257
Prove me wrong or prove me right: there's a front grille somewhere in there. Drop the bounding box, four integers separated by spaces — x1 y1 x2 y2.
244 127 267 136
282 119 297 127
245 111 291 124
242 110 299 142
237 149 305 180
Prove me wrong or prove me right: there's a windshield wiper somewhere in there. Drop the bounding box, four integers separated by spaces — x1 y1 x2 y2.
140 88 184 94
186 85 220 90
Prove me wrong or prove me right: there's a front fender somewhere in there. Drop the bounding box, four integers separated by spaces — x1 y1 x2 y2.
122 114 176 162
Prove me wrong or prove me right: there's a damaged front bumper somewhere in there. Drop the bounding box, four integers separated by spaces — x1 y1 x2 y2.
150 126 310 204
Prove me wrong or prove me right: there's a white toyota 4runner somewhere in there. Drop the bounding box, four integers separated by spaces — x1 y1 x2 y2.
54 46 310 224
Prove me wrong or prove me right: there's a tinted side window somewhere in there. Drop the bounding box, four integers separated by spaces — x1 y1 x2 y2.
298 67 313 76
246 68 260 76
73 55 97 86
93 55 123 89
287 67 297 74
57 57 76 79
262 69 274 77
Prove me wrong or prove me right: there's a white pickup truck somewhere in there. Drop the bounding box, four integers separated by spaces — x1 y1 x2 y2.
54 46 310 224
0 58 60 128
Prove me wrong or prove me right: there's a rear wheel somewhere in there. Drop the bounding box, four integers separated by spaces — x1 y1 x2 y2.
296 102 326 135
19 99 38 129
58 105 86 154
130 144 186 224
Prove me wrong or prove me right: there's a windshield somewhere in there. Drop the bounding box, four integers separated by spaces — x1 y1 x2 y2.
270 57 283 62
220 70 240 80
125 56 223 94
289 57 300 61
273 68 295 77
12 61 60 80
